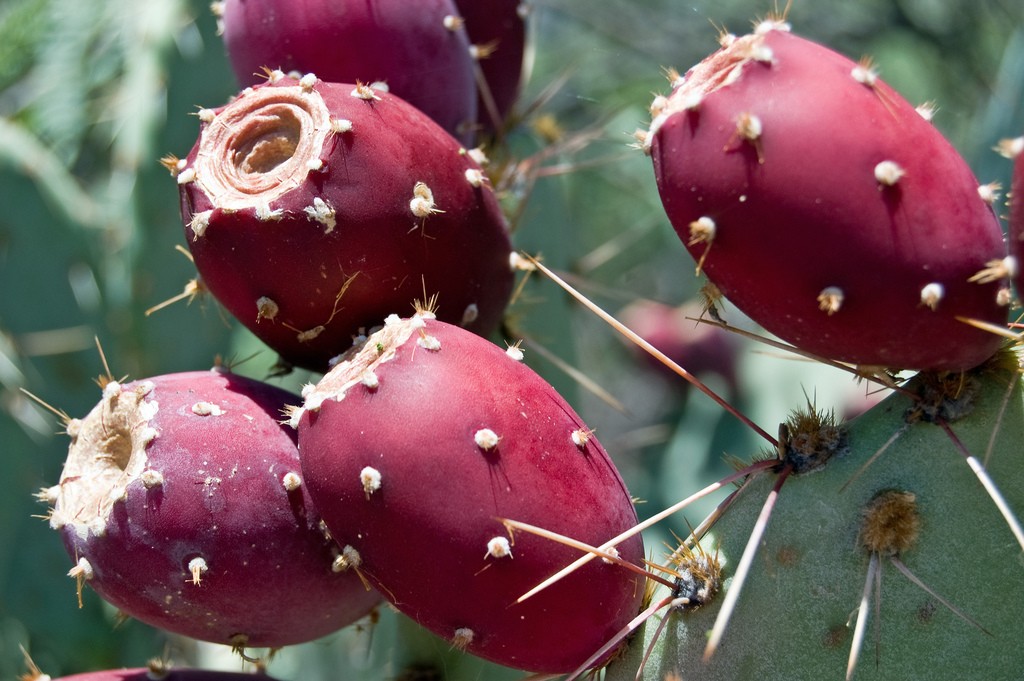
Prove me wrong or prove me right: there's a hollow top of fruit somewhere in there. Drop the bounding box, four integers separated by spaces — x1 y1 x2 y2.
51 380 158 539
191 78 334 211
289 310 436 427
645 19 791 149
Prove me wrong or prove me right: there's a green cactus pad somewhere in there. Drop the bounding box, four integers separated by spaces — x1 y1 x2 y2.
606 354 1024 680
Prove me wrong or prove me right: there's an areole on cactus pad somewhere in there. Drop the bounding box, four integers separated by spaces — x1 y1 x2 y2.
43 369 379 648
217 0 478 144
644 21 1010 371
292 311 645 673
604 353 1024 680
173 75 514 373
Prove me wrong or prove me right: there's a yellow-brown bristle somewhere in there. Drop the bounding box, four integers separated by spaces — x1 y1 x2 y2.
859 489 920 557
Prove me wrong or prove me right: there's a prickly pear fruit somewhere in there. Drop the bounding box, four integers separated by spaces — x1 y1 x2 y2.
293 311 645 673
49 670 280 681
645 22 1008 371
606 355 1024 680
1005 136 1024 295
454 0 530 135
618 298 740 397
44 369 379 648
174 76 514 373
218 0 477 143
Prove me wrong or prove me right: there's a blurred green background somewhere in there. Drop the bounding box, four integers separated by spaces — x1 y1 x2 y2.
1 0 1021 678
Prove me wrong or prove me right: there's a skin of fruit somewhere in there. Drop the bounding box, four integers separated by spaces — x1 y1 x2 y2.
294 313 645 673
1008 139 1023 295
220 0 478 144
49 370 379 648
648 25 1007 371
176 77 514 373
453 0 529 135
618 298 741 397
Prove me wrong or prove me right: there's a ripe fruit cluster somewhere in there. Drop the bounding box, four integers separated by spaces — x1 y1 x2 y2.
33 1 649 678
22 3 1024 681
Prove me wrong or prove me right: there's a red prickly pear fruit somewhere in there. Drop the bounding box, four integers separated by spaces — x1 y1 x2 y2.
1005 136 1024 295
50 671 281 681
293 312 645 673
645 22 1008 371
453 0 530 135
174 76 514 373
218 0 478 144
618 298 741 397
45 370 379 648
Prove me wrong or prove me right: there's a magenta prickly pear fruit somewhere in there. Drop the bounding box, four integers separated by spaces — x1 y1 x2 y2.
49 670 281 681
1004 136 1024 296
174 75 514 373
618 298 741 397
217 0 478 143
453 0 530 134
644 21 1009 371
43 369 379 648
292 311 645 673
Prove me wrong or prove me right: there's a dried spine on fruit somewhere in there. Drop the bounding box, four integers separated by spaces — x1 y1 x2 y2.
332 545 362 572
304 197 336 232
817 287 844 315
